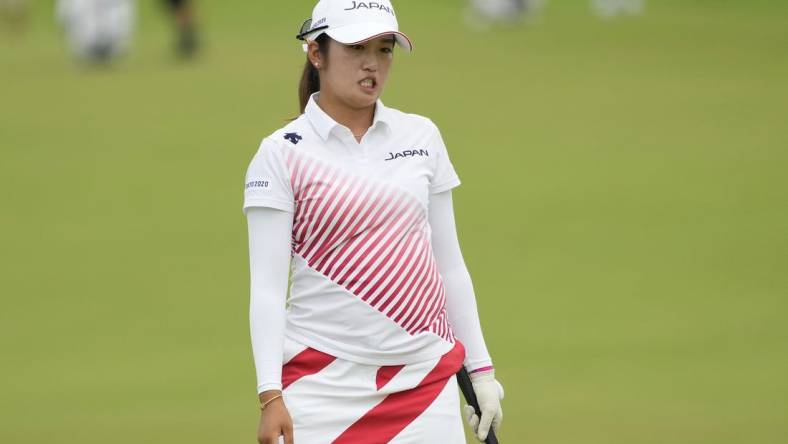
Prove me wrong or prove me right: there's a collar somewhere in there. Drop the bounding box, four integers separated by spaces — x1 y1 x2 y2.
305 91 392 141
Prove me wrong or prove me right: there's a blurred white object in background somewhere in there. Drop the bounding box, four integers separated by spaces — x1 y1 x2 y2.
466 0 548 25
591 0 646 18
56 0 135 62
469 0 525 21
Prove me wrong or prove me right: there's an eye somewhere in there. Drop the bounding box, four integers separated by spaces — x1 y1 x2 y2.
351 44 365 50
381 47 393 54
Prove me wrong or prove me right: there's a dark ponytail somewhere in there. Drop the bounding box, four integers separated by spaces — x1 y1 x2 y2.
298 33 331 114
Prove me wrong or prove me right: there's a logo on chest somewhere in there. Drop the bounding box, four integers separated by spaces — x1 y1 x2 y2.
284 132 303 145
384 149 429 162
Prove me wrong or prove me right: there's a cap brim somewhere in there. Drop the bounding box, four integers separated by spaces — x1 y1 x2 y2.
326 23 413 52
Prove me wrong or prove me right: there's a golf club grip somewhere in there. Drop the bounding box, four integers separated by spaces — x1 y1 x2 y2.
457 367 499 444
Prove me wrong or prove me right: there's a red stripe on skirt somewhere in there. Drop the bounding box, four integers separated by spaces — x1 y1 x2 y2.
281 347 337 390
375 365 406 391
333 341 466 443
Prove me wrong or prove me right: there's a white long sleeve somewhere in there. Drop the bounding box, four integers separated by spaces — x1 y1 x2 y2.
246 206 293 394
429 190 494 372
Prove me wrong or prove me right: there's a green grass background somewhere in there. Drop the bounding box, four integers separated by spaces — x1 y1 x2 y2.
1 0 786 442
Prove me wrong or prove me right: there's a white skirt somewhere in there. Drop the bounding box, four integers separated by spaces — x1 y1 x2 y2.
280 335 467 444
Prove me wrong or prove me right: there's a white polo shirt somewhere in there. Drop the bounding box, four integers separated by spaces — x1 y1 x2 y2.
243 91 462 365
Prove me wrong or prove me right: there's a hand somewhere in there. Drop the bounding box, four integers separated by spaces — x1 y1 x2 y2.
463 370 504 442
257 390 294 444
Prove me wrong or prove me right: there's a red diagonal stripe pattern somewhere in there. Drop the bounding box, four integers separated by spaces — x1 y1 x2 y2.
281 347 337 390
375 365 405 391
283 150 454 342
332 341 466 443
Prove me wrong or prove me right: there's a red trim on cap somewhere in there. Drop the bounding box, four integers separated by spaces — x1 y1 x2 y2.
351 31 413 51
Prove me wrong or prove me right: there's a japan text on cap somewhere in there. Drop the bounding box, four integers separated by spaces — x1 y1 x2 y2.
297 0 413 52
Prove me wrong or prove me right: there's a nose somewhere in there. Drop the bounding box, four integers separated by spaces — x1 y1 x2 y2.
361 48 378 71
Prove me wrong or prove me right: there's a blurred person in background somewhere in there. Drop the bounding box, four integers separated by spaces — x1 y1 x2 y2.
56 0 135 63
591 0 646 18
0 0 29 31
467 0 547 25
244 1 504 443
162 0 198 58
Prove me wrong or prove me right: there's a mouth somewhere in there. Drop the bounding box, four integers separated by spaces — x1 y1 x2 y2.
359 77 378 92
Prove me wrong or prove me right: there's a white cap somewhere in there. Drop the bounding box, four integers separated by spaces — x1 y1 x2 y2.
300 0 413 52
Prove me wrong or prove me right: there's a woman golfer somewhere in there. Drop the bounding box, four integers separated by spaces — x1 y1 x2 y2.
244 1 503 442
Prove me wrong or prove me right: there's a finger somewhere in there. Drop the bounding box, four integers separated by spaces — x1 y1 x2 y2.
477 410 494 442
464 406 480 432
469 413 480 432
474 420 485 443
463 405 476 424
492 407 503 432
464 405 481 432
283 424 294 444
496 380 505 400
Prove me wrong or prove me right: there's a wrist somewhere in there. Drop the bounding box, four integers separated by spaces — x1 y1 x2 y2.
468 365 494 374
468 365 495 382
258 389 283 404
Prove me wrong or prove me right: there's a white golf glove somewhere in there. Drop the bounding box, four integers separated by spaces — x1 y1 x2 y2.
463 370 504 442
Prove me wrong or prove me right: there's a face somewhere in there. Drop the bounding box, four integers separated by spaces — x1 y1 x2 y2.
309 35 396 110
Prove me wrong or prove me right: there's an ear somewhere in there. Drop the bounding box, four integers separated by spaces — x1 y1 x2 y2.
306 40 323 69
